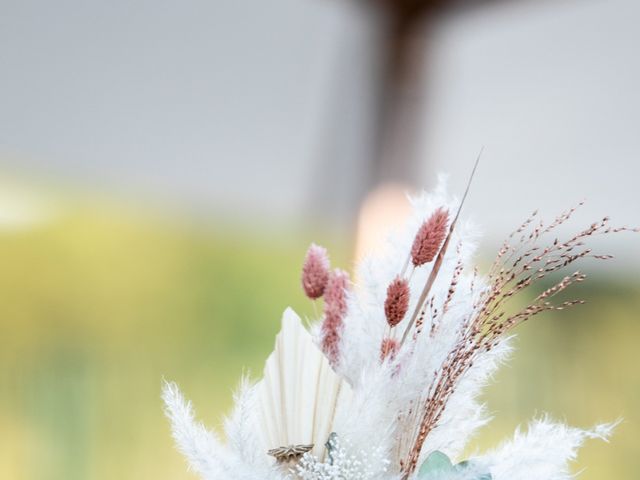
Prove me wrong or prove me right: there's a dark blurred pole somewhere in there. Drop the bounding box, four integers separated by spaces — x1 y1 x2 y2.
309 0 506 230
368 0 441 188
368 0 509 189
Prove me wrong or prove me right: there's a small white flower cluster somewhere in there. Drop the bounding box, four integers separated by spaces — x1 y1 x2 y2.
296 434 391 480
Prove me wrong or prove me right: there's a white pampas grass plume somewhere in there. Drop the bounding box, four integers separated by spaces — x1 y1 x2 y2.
479 418 618 480
162 380 234 479
163 380 285 480
224 377 265 468
417 337 514 462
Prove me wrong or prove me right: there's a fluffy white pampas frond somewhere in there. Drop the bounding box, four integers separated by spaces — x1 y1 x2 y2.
478 418 617 480
162 381 247 479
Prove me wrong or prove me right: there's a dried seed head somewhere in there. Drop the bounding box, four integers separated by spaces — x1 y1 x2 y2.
321 328 341 367
301 243 330 299
324 268 350 318
411 208 449 267
380 338 399 362
384 277 410 327
321 269 350 365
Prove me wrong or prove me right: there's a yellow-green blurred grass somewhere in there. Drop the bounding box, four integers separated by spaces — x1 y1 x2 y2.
0 198 637 480
474 280 640 479
0 199 336 480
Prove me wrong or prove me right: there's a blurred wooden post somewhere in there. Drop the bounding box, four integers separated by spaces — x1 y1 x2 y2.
309 0 505 243
354 0 499 256
368 0 499 189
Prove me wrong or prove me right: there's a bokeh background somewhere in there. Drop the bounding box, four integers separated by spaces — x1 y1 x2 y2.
1 0 639 479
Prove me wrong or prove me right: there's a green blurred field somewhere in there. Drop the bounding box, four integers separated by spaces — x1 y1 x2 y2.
0 195 638 480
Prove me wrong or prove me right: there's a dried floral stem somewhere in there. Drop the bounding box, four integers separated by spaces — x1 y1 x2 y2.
399 151 482 347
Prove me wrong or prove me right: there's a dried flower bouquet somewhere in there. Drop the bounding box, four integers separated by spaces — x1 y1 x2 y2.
163 176 637 480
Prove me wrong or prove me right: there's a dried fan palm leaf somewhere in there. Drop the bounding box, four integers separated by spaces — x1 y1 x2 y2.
257 308 352 462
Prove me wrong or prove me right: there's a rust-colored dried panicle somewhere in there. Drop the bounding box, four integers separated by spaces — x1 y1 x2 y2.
384 277 410 327
442 245 464 315
321 268 350 366
429 252 464 336
477 214 626 335
411 208 449 267
542 201 585 235
301 243 330 299
380 337 399 362
399 209 640 479
414 298 432 339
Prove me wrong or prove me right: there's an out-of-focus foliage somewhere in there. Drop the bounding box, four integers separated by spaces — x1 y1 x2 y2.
474 279 640 480
0 197 637 480
0 197 335 480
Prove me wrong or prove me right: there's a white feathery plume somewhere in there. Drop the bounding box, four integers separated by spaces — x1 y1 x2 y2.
339 180 476 381
163 380 286 480
224 377 266 468
477 418 617 480
417 337 513 462
332 360 399 472
334 180 487 469
162 381 245 479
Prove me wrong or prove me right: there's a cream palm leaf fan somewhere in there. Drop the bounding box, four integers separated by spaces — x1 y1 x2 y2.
257 308 351 462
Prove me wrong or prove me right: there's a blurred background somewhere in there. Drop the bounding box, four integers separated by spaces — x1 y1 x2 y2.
0 0 639 479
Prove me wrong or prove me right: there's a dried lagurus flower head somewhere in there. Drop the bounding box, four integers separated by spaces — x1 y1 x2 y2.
302 243 331 299
380 338 399 362
322 268 350 366
411 207 449 267
384 277 410 327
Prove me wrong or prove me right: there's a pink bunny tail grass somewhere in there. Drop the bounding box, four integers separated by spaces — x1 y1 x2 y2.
384 277 410 327
301 243 330 299
380 338 399 362
324 268 350 318
411 208 449 267
321 268 350 366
